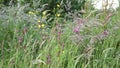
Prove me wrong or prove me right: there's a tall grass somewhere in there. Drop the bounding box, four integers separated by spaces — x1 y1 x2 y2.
0 1 120 68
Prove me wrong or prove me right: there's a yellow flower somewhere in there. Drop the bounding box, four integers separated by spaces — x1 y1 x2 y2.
38 24 45 28
62 51 64 54
28 11 34 15
57 4 60 8
38 24 41 28
56 13 60 17
42 11 47 15
37 20 41 23
41 24 45 27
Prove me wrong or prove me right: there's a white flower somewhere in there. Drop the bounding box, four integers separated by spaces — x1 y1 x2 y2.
92 0 119 10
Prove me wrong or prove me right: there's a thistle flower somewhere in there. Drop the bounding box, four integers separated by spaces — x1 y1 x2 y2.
103 30 109 36
74 27 80 33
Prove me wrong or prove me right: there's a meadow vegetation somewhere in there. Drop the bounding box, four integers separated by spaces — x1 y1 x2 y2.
0 0 120 68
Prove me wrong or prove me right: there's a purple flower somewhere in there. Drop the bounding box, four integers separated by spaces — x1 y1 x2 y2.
103 30 109 35
74 27 79 33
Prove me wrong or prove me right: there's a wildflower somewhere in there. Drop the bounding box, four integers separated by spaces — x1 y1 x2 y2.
62 51 64 54
41 24 45 27
38 24 41 28
56 13 60 17
103 30 109 35
42 11 47 15
74 27 79 33
28 11 34 15
38 24 45 28
57 4 60 8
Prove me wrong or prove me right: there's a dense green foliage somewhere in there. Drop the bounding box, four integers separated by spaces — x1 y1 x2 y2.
0 0 86 12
